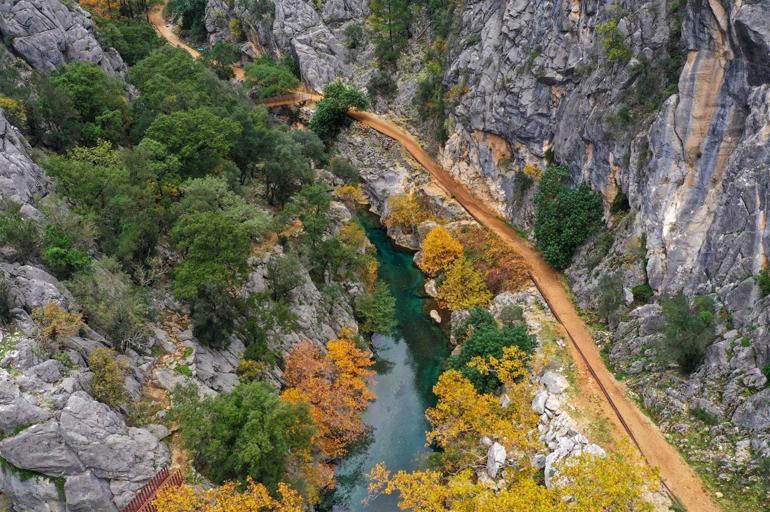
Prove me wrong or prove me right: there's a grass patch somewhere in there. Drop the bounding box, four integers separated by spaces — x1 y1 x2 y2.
175 364 192 378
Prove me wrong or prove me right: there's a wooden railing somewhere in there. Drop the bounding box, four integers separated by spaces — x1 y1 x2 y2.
122 467 184 512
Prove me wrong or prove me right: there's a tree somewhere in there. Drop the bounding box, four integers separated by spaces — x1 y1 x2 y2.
41 224 91 279
282 335 374 459
596 272 624 323
291 130 326 165
190 284 240 348
0 199 39 258
448 322 535 393
154 479 304 512
96 18 164 66
419 226 464 276
534 165 603 269
263 132 312 205
144 107 241 178
166 0 208 40
330 158 358 183
309 81 368 140
436 258 492 311
659 294 715 374
267 253 305 301
385 193 428 232
343 23 364 48
290 184 332 250
26 74 82 150
202 41 239 80
355 281 397 336
368 0 410 67
245 57 301 98
171 210 250 300
88 347 128 407
172 381 315 487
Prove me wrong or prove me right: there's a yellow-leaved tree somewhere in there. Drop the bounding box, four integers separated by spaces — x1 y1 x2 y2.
436 257 492 310
419 226 464 276
153 479 303 512
385 193 429 232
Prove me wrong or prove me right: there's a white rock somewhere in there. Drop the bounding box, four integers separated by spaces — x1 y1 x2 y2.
500 393 511 408
545 394 561 411
541 371 569 394
532 390 548 415
429 310 442 323
486 442 507 478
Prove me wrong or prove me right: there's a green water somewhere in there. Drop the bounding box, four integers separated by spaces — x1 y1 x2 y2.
333 212 449 511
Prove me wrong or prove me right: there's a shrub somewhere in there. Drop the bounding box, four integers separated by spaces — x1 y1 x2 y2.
96 18 164 66
88 347 128 408
367 71 397 99
172 381 314 487
498 305 525 327
190 285 239 348
267 254 304 301
355 280 397 336
757 267 770 297
0 96 27 128
67 258 149 352
596 19 632 63
690 405 718 426
596 273 624 322
534 165 603 269
244 56 300 98
449 322 536 393
309 80 368 140
0 277 14 325
32 304 83 352
202 41 239 80
762 363 770 384
436 257 492 311
419 226 464 276
330 158 358 183
632 283 654 303
41 225 91 279
236 358 265 382
344 23 364 48
385 193 428 232
0 200 39 258
659 294 715 374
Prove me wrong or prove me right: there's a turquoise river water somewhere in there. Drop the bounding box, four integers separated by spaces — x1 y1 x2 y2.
332 213 449 511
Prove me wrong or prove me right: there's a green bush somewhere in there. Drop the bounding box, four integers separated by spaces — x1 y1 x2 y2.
355 281 397 336
190 284 239 349
41 225 90 279
449 318 536 393
96 18 163 66
534 165 603 269
266 253 304 301
202 41 239 80
344 23 364 48
762 363 770 385
596 273 624 322
171 381 314 487
659 294 715 374
330 158 358 183
309 80 368 140
367 71 397 99
0 200 39 258
244 56 300 98
632 283 654 303
757 267 770 297
67 258 150 352
498 305 525 327
689 405 718 426
0 276 13 325
596 20 632 63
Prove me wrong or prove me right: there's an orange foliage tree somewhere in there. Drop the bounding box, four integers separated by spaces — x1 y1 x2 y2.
385 192 429 232
281 332 375 459
419 226 464 276
454 224 528 294
153 479 303 512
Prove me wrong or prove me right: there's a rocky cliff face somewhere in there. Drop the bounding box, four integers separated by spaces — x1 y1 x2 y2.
0 0 126 78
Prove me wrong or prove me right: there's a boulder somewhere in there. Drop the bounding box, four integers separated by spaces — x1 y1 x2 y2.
64 471 118 512
0 420 85 476
29 359 65 383
541 371 568 394
0 110 50 211
485 442 506 478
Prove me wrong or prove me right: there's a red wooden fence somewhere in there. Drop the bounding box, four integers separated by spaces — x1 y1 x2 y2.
122 467 184 512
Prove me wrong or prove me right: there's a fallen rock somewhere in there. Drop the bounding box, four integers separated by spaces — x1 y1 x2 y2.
486 442 506 478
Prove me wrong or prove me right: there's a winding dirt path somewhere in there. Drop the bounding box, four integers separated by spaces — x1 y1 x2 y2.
148 9 721 510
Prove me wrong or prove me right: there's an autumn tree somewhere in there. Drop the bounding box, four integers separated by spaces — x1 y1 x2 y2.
385 192 428 232
281 334 375 459
419 226 463 276
154 479 304 512
436 257 492 310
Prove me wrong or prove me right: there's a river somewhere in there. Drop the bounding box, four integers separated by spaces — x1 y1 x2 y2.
332 212 449 511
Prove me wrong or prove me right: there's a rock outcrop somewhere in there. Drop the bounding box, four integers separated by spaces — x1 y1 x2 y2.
0 0 126 77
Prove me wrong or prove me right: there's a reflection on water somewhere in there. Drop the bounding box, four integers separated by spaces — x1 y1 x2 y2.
333 213 449 511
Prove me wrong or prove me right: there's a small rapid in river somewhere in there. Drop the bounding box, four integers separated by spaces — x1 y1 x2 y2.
332 212 449 511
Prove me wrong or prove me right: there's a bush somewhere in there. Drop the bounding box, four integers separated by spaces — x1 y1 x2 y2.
190 285 239 348
267 254 304 301
0 200 39 258
88 347 128 408
498 305 525 327
0 277 14 325
344 23 364 48
762 363 770 384
385 192 428 232
41 225 91 279
367 72 397 99
596 20 632 63
449 322 536 393
757 267 770 297
596 273 624 322
31 304 83 352
659 294 714 374
330 158 358 183
355 281 397 336
244 56 300 98
96 18 164 66
534 165 603 269
202 41 239 80
632 283 653 303
67 258 149 352
309 80 368 140
171 381 314 487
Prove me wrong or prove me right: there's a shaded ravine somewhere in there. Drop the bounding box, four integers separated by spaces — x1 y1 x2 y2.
332 213 449 512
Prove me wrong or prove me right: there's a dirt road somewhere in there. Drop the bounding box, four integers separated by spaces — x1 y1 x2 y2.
147 10 721 510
